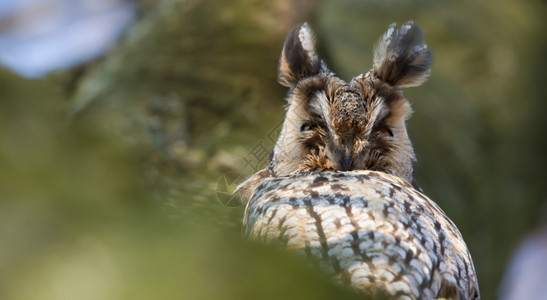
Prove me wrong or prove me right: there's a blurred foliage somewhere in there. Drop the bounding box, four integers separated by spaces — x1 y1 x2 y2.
1 0 546 299
0 15 359 299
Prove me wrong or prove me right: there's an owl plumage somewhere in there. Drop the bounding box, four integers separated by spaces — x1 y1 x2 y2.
236 22 480 299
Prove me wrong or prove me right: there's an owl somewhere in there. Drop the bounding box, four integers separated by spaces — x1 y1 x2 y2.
235 22 480 299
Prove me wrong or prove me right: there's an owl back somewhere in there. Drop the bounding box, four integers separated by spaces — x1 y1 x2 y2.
244 171 479 299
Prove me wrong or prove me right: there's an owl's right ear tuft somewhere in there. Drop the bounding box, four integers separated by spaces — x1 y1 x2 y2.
278 23 322 88
372 21 433 88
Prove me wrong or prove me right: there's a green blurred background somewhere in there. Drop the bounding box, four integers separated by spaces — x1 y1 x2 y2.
1 0 546 299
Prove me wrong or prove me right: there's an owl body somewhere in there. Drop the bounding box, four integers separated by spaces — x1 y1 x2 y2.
236 22 480 299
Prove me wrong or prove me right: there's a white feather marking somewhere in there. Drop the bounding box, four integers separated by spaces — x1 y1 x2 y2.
389 280 412 295
365 97 387 134
310 91 330 120
373 23 395 69
299 23 318 64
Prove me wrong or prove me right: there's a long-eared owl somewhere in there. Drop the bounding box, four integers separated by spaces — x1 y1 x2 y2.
235 22 480 299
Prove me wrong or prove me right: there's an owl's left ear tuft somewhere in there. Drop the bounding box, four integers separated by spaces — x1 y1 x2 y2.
278 23 322 88
372 21 433 88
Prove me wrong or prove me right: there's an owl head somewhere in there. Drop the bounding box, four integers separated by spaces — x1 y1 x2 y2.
236 22 432 199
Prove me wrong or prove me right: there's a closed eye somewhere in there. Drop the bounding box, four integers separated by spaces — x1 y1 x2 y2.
379 127 393 137
300 122 315 132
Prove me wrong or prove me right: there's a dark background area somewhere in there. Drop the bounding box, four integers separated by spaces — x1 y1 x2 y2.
1 0 546 299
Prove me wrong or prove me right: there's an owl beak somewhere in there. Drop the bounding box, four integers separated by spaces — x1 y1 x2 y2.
341 131 354 171
342 153 352 171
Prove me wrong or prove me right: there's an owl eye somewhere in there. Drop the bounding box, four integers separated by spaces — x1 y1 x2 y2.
300 122 315 132
379 127 393 137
